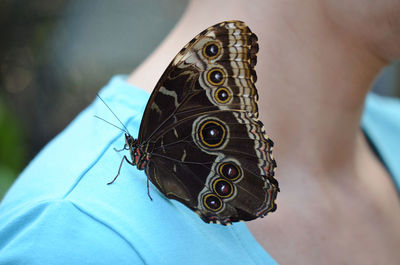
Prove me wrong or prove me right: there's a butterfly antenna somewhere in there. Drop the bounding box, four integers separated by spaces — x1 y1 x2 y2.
94 115 126 132
96 94 131 135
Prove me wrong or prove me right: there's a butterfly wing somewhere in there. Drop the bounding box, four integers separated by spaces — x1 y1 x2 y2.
138 21 278 224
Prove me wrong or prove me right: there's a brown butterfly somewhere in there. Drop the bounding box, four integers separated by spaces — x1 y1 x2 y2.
110 21 279 225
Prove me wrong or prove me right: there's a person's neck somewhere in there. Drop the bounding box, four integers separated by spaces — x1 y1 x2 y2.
127 0 386 181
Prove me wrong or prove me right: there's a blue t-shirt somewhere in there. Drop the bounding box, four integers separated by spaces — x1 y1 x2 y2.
0 76 399 265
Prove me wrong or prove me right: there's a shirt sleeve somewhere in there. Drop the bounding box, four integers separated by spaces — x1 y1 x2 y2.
0 199 146 265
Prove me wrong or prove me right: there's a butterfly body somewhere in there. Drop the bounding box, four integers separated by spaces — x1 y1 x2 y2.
124 21 278 225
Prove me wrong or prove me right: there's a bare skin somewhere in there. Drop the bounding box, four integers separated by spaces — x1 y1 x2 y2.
128 0 400 264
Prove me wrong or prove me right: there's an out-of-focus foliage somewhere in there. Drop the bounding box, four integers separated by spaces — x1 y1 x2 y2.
0 95 26 199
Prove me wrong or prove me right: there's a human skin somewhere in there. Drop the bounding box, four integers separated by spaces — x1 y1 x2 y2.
127 0 400 264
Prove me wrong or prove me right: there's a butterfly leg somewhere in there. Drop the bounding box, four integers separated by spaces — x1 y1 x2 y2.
146 178 153 201
107 155 135 185
113 144 128 152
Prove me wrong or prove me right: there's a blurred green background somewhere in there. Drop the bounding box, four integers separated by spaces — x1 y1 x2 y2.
0 0 399 199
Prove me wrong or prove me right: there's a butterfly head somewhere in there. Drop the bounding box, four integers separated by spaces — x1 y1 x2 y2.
124 133 137 148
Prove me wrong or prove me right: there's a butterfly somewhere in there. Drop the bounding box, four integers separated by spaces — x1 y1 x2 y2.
110 20 279 225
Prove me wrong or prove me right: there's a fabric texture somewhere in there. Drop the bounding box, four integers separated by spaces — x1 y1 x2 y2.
0 76 399 265
361 93 400 191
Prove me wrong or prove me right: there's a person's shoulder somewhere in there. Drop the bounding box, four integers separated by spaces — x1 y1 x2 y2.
0 76 277 265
